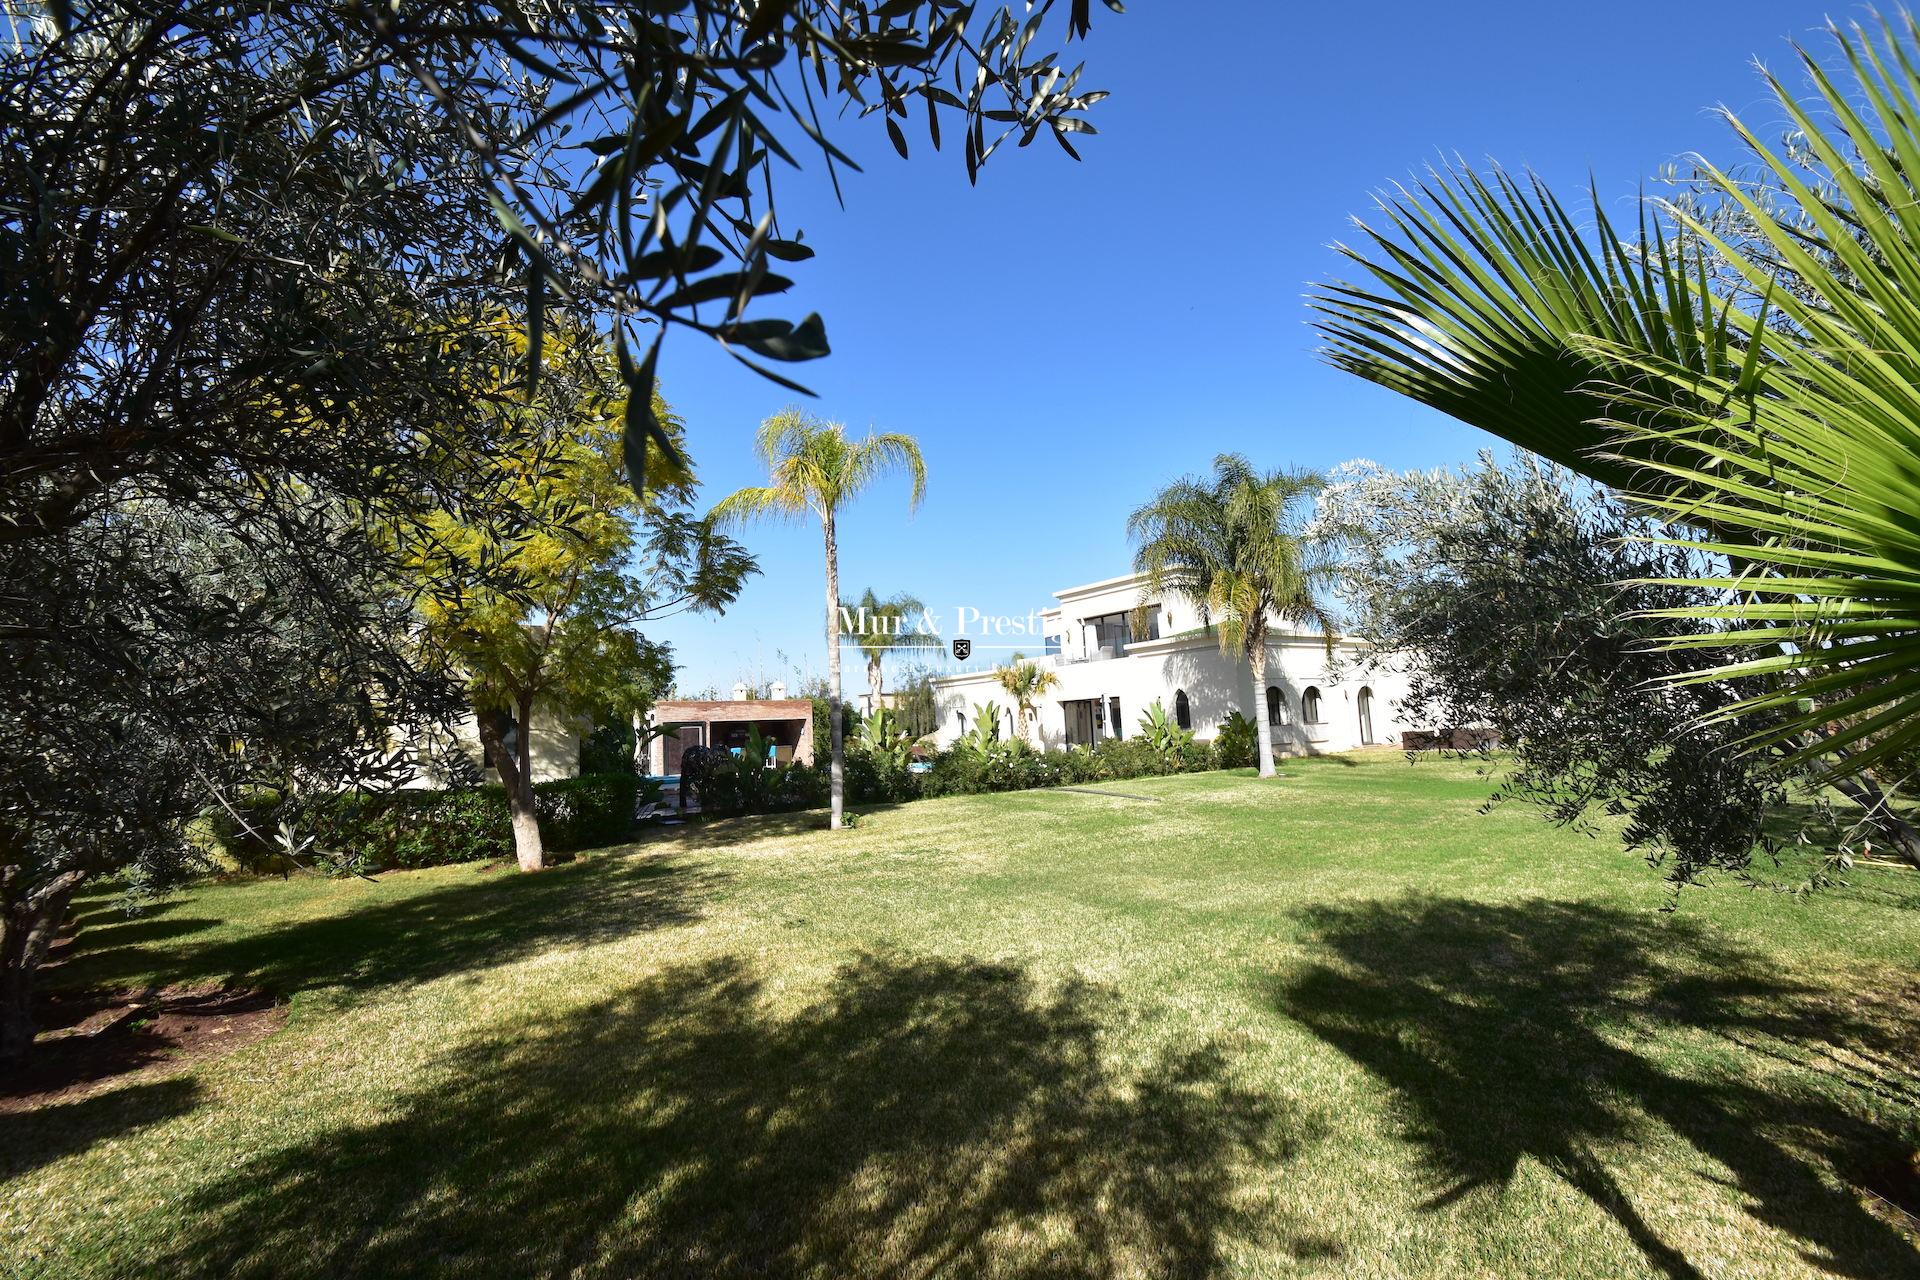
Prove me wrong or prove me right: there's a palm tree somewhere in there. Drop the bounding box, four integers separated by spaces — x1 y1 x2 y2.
711 410 925 830
1307 14 1920 864
843 587 936 713
1129 455 1333 778
992 656 1059 744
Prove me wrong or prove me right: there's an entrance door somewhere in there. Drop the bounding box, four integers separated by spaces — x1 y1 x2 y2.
1062 699 1099 747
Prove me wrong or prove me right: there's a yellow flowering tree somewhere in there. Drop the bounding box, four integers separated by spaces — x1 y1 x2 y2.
409 327 756 870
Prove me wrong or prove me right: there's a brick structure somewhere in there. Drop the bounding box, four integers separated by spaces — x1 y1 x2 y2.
646 698 816 774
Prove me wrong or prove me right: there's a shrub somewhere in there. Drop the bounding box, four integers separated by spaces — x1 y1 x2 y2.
1214 711 1258 769
211 772 650 872
577 719 637 776
695 728 824 817
534 774 648 851
841 745 922 805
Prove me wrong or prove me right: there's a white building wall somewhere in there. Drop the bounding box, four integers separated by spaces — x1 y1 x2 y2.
398 704 582 788
932 571 1412 756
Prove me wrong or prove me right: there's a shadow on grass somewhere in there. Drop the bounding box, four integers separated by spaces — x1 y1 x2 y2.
1273 896 1920 1280
151 953 1316 1279
55 854 725 999
643 801 918 850
1 1077 200 1180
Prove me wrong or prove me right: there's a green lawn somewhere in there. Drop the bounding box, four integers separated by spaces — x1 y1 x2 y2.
6 755 1919 1279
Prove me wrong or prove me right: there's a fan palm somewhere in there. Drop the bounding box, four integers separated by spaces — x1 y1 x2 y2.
992 657 1060 744
1129 455 1334 778
1309 13 1920 861
843 587 936 711
711 410 926 830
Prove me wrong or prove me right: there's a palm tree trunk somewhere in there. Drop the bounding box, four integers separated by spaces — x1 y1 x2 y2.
1250 643 1276 778
824 511 845 830
869 654 884 707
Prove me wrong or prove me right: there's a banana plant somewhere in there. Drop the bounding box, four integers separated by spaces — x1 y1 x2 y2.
1137 699 1195 761
960 701 1010 757
857 705 916 771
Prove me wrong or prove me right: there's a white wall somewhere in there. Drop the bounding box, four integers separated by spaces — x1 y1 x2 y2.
397 704 582 788
933 635 1409 756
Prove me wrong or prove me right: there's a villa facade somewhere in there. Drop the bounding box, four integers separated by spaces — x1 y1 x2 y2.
931 571 1408 755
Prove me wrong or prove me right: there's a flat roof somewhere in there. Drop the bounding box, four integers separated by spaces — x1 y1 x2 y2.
654 698 813 722
1051 570 1145 602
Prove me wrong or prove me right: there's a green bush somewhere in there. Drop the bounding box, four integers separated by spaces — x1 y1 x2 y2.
535 774 649 851
1213 711 1258 770
696 728 825 816
841 745 923 805
211 772 650 873
577 719 637 776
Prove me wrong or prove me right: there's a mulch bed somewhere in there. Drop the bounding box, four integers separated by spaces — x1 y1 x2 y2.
1 985 285 1113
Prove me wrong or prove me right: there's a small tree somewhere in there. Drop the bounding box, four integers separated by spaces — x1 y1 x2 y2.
711 412 925 831
1129 455 1334 778
410 334 756 870
992 658 1060 744
1313 453 1863 888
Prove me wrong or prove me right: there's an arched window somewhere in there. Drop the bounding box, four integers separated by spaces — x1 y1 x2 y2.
1358 686 1375 745
1173 689 1192 730
1266 686 1289 727
1302 686 1323 725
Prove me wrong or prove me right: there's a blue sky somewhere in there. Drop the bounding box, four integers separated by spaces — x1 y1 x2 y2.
647 0 1828 697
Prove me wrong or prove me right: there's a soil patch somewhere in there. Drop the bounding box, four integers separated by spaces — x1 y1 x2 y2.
2 985 284 1112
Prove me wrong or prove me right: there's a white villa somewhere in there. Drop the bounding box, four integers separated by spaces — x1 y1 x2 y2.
931 571 1408 755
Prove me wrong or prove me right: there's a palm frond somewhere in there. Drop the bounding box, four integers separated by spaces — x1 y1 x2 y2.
844 432 927 512
708 484 808 527
1313 12 1920 780
1309 162 1738 495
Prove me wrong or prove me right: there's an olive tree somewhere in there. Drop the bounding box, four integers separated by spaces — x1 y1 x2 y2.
1314 454 1911 887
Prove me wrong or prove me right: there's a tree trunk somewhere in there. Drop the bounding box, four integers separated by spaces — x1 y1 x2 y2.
479 701 545 871
1250 643 1277 778
1 867 84 1071
869 655 884 708
824 512 845 830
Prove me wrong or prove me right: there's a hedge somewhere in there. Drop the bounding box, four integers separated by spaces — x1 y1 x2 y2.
211 774 648 873
675 736 1225 818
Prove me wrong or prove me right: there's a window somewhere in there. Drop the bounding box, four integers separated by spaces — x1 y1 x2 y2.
1301 686 1323 725
1266 686 1289 727
1108 697 1122 738
1174 689 1192 730
1081 606 1160 656
1358 687 1375 745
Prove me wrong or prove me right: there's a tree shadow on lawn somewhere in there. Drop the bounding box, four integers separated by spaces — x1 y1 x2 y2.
1273 895 1920 1280
151 952 1323 1279
0 1077 200 1181
54 853 727 1000
632 800 917 851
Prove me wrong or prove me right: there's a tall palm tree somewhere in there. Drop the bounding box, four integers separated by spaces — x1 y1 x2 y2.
711 410 925 830
1129 455 1333 778
992 656 1059 744
1307 13 1920 864
843 587 936 712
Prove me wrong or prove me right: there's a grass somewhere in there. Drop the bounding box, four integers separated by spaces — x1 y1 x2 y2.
5 753 1919 1279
